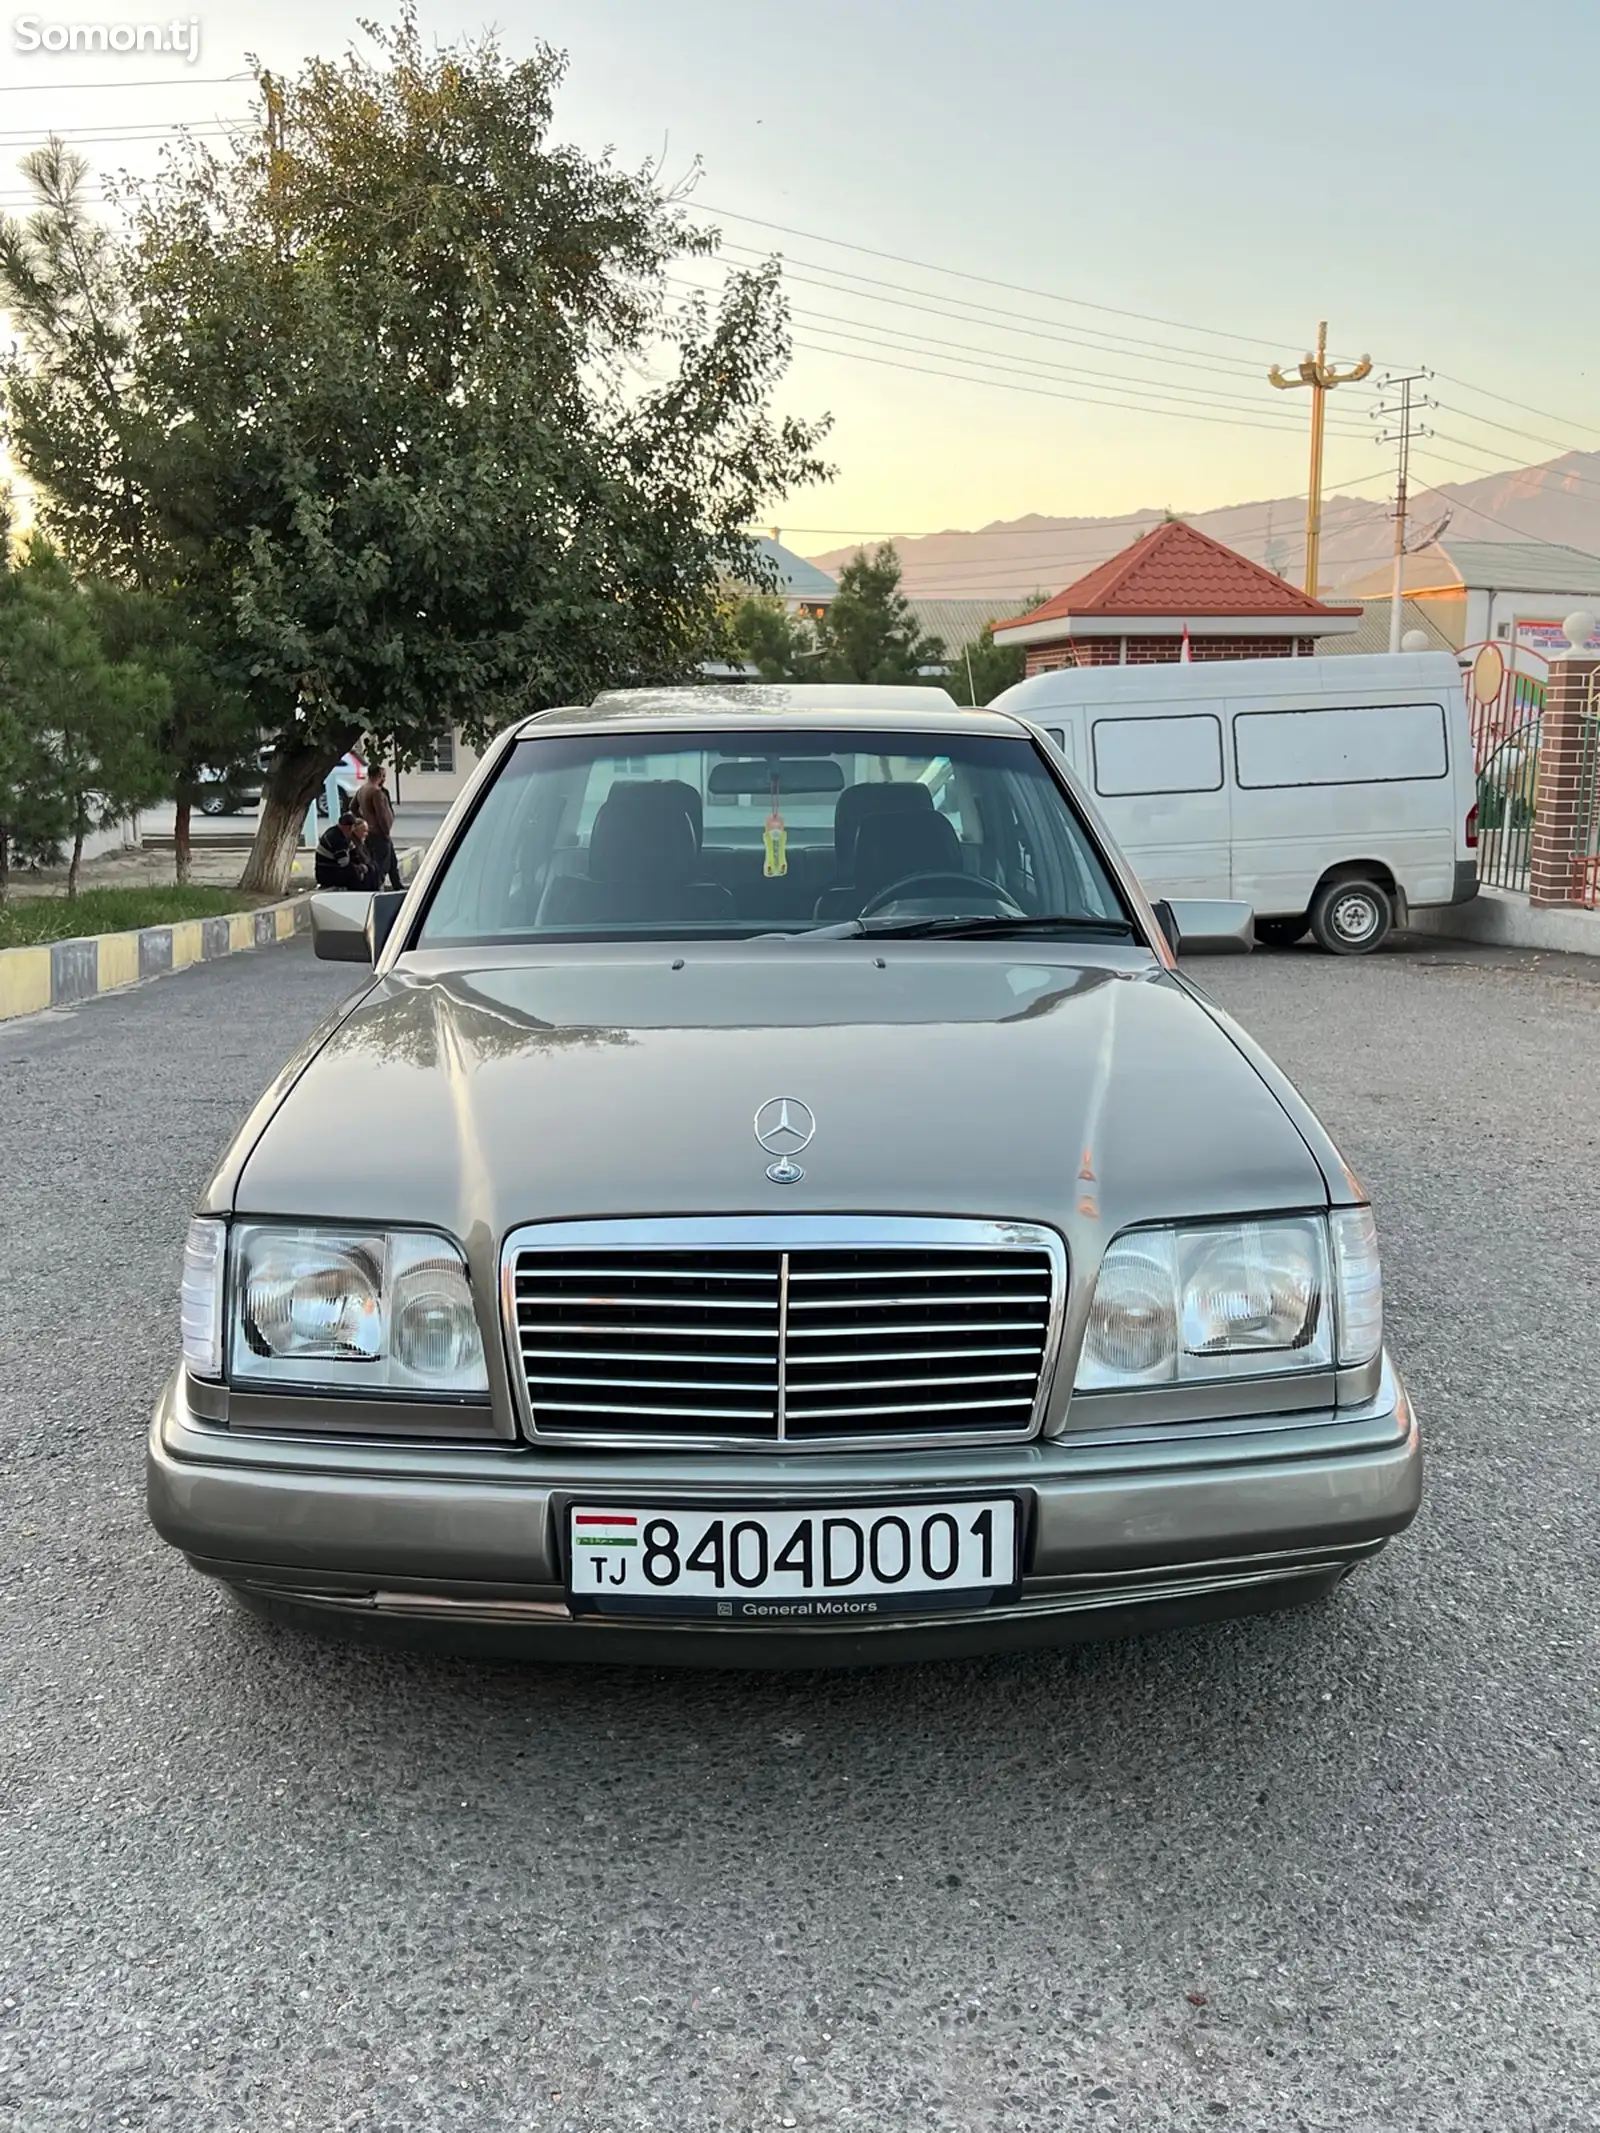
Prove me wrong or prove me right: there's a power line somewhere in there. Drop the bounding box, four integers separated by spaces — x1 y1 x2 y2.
787 333 1370 435
1407 455 1600 559
669 276 1369 434
1431 370 1600 445
0 121 240 143
0 73 251 92
693 198 1370 363
761 285 1329 416
708 241 1293 385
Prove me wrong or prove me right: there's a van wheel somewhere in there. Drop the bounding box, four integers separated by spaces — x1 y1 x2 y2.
1310 877 1393 955
1255 916 1308 948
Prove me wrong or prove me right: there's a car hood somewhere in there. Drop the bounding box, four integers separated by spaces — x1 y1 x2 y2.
227 948 1326 1244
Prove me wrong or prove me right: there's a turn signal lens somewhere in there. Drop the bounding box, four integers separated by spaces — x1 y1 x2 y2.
1330 1205 1383 1366
180 1217 226 1380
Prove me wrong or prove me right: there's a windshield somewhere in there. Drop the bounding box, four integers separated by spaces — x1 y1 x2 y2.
415 726 1128 945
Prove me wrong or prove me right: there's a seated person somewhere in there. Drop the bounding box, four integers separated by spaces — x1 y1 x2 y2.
315 807 381 891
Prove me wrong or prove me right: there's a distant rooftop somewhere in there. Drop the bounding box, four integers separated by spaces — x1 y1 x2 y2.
996 519 1358 633
743 537 838 602
1318 598 1459 657
1350 537 1600 599
905 597 1035 653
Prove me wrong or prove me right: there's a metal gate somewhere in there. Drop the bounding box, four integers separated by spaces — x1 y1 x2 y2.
1476 717 1540 892
1464 639 1546 771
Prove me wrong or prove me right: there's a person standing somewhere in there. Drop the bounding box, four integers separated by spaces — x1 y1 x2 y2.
354 764 403 889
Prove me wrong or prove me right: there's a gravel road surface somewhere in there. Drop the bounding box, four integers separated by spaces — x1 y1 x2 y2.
2 935 1597 2132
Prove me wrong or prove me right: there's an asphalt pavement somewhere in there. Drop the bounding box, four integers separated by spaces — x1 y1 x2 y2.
2 933 1598 2132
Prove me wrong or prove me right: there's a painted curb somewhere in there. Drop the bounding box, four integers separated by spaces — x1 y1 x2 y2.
0 847 422 1024
0 895 310 1023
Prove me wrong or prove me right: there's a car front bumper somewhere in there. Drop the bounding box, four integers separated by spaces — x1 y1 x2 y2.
147 1358 1421 1666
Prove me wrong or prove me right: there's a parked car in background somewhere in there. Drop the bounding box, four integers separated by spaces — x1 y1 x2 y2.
996 652 1477 953
193 755 267 817
149 683 1419 1666
315 752 366 817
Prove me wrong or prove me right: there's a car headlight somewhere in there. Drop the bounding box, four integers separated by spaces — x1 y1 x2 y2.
1075 1212 1381 1391
224 1223 489 1395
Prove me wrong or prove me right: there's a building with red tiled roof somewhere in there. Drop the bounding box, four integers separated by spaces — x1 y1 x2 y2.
992 519 1361 674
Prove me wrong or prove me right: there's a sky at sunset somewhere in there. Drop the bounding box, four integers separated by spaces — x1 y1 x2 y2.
4 0 1598 548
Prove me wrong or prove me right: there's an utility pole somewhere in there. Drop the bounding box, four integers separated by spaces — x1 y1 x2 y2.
1373 371 1433 654
262 70 287 263
1268 323 1372 598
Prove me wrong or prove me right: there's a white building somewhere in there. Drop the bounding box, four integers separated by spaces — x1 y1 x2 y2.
1349 537 1600 655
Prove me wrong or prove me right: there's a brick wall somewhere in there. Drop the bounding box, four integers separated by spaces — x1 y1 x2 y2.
1023 635 1316 675
1530 654 1600 907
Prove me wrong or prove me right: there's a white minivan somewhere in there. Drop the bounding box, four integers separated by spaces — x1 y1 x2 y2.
993 652 1478 953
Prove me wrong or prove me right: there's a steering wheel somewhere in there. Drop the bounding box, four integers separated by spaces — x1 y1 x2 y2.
858 870 1022 919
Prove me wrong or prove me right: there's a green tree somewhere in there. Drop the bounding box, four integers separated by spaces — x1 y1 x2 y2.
814 544 944 684
0 140 256 883
945 618 1029 706
87 584 259 883
104 11 827 893
728 594 818 681
0 139 158 590
0 540 168 896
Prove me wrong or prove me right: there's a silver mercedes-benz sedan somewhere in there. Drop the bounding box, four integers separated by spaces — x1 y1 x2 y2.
147 684 1420 1665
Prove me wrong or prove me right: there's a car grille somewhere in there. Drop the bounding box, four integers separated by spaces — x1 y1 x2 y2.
505 1220 1064 1449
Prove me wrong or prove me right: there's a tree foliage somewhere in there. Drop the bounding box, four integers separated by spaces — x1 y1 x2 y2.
0 12 830 894
944 619 1028 706
126 11 826 889
0 540 168 896
812 545 944 684
728 594 818 681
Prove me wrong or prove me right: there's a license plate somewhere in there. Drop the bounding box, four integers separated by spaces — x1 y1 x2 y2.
566 1498 1020 1622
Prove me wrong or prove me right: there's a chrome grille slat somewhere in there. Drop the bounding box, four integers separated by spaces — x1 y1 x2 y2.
786 1262 1047 1283
516 1265 776 1284
505 1223 1062 1448
786 1290 1048 1311
789 1370 1038 1394
517 1320 778 1342
783 1317 1047 1339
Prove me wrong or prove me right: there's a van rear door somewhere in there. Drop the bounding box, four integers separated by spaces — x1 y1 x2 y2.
1085 704 1231 898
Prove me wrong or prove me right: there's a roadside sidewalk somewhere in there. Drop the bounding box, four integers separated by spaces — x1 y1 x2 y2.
0 846 422 1023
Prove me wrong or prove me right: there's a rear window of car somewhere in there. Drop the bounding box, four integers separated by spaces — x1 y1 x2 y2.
415 726 1126 943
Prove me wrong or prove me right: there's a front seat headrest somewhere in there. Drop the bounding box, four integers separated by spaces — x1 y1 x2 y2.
852 810 963 903
588 783 698 884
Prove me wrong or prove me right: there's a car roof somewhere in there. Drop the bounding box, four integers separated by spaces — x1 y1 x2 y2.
513 684 1030 739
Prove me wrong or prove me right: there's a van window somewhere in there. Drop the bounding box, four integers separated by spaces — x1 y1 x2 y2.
1092 714 1222 797
1233 703 1448 789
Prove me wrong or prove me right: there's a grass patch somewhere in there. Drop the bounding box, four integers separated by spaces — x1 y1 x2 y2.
0 884 267 950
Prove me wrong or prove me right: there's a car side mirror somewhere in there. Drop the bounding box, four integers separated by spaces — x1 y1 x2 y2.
1159 898 1255 956
366 889 406 961
310 892 375 964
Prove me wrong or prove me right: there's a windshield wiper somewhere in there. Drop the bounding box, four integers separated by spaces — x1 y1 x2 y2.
805 913 1136 941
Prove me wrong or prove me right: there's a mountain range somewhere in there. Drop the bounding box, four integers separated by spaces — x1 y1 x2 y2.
808 451 1600 604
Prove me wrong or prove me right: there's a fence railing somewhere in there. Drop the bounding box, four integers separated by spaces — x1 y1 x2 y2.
1476 717 1540 891
1463 640 1547 773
